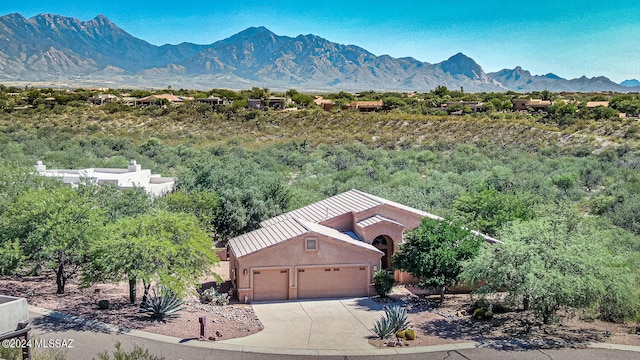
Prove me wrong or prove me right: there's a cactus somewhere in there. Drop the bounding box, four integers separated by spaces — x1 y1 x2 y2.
404 329 417 340
139 287 184 320
396 330 406 339
200 287 230 306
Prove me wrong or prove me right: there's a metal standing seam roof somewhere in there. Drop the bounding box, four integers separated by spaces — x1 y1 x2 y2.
260 189 430 227
228 217 383 258
355 215 405 229
230 189 503 258
228 218 308 258
295 219 383 255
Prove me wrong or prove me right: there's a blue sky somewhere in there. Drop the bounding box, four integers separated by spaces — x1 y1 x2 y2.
2 1 638 82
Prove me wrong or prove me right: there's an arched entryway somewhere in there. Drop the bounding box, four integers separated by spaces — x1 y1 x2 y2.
372 235 393 270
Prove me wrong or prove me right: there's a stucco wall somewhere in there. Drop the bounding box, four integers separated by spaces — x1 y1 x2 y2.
319 212 354 232
233 233 381 302
354 221 405 244
353 205 423 231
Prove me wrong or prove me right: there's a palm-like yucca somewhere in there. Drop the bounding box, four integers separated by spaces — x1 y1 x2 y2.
139 287 184 321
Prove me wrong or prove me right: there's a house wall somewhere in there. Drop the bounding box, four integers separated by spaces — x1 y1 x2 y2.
319 212 354 232
351 205 425 283
353 205 423 236
354 221 404 245
231 233 381 302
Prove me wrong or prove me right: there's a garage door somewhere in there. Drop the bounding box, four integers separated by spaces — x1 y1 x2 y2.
297 266 368 299
253 269 289 301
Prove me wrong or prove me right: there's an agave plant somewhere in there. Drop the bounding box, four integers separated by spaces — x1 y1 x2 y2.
384 305 411 333
372 315 395 339
139 287 184 321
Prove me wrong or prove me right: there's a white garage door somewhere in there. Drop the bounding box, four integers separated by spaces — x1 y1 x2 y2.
253 269 289 301
297 266 369 299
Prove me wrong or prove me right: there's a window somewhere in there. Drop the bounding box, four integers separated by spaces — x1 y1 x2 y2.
305 237 318 251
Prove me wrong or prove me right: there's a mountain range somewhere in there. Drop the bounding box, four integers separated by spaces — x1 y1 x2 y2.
0 13 638 93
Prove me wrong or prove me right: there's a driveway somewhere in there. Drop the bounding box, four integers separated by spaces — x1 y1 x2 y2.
221 297 386 350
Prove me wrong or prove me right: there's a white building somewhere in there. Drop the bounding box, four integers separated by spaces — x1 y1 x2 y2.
34 160 175 197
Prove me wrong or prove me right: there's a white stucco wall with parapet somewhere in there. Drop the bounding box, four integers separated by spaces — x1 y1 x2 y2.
34 160 175 197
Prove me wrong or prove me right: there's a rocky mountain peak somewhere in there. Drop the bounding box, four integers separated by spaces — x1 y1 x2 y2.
0 13 635 92
621 79 640 87
440 52 485 80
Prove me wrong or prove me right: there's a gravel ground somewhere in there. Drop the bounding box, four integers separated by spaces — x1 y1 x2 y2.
3 270 638 348
0 262 263 341
369 285 640 349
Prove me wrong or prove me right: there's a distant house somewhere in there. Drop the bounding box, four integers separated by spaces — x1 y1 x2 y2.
248 99 262 109
314 96 336 111
512 99 552 111
134 94 194 107
34 160 175 197
89 94 119 105
443 101 484 113
586 101 610 108
348 100 383 113
248 97 291 110
196 96 227 106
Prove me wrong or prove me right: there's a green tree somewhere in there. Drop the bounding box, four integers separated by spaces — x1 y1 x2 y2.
453 185 535 236
433 85 449 97
393 218 483 301
286 89 314 107
1 187 105 294
382 97 406 111
547 101 578 128
551 173 577 195
77 182 153 222
83 210 219 303
462 208 639 324
159 189 220 233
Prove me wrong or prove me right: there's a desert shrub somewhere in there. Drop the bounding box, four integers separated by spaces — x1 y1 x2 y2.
0 343 67 360
598 270 640 323
0 240 22 275
139 287 184 321
94 341 164 360
97 299 110 310
373 269 394 297
0 346 21 360
473 307 494 321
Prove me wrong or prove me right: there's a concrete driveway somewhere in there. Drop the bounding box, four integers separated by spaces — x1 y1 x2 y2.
221 297 387 350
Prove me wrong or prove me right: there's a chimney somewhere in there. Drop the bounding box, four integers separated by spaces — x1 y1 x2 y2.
128 160 141 172
34 161 46 173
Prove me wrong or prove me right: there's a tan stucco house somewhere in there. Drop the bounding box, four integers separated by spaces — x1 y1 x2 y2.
227 189 498 302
